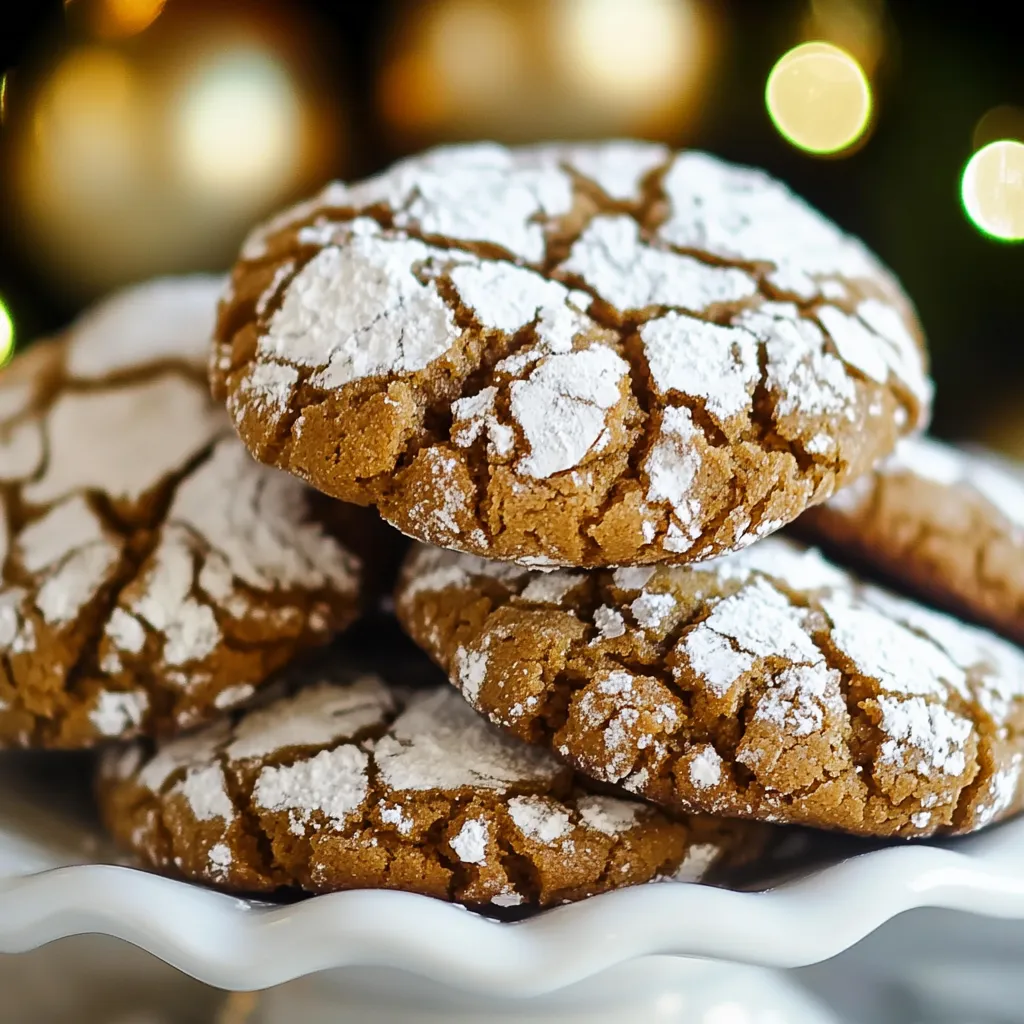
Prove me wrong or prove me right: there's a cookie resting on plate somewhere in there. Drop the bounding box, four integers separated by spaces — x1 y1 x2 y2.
800 435 1024 644
212 140 931 569
395 538 1024 838
96 659 769 909
0 277 363 747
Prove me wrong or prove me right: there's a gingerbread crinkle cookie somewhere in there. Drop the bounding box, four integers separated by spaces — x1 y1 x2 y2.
0 277 363 747
213 141 931 568
97 661 770 908
396 537 1024 838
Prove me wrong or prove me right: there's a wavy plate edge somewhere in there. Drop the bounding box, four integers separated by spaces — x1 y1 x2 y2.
3 836 1024 996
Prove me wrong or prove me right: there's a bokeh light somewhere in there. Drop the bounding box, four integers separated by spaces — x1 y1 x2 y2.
961 140 1024 242
379 0 717 143
766 41 872 155
973 105 1024 152
800 0 887 77
31 47 140 183
553 0 706 116
14 45 151 295
0 299 14 368
379 0 527 133
93 0 167 40
9 5 343 301
173 48 302 203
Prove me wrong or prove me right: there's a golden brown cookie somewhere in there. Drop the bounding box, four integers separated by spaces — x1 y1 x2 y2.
0 277 363 748
396 538 1024 838
212 141 931 569
800 436 1024 643
96 659 768 908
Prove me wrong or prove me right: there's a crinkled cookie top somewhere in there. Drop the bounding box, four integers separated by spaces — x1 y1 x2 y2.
0 276 362 748
213 141 931 568
98 660 769 907
396 537 1024 838
801 436 1024 643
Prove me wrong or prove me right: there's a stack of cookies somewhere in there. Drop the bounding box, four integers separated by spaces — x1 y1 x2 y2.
5 142 1024 912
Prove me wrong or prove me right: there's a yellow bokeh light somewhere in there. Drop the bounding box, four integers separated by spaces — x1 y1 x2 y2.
12 13 339 300
173 48 302 202
34 48 136 154
766 41 872 155
28 47 141 210
94 0 166 39
554 0 707 113
379 0 716 142
0 300 14 368
380 0 526 130
962 140 1024 242
425 0 525 111
15 46 149 296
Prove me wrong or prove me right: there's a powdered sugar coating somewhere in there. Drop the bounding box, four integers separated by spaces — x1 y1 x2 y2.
16 496 122 626
450 819 490 863
508 795 572 842
89 689 149 738
668 843 722 883
264 232 461 390
802 436 1024 645
166 439 358 597
640 315 759 423
0 419 44 484
399 537 1024 838
689 746 724 789
520 571 586 604
561 215 757 313
549 140 668 201
374 142 575 262
228 677 393 762
24 377 224 506
510 346 629 479
216 141 929 569
66 275 224 379
177 763 235 822
255 745 371 833
575 794 641 835
374 688 561 792
643 406 703 552
99 662 764 905
449 261 569 334
872 435 1024 531
658 152 886 302
0 279 364 749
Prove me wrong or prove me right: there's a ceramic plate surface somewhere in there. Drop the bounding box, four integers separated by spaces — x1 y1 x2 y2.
2 750 1024 996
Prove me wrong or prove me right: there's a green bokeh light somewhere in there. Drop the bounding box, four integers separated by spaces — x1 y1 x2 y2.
0 299 14 367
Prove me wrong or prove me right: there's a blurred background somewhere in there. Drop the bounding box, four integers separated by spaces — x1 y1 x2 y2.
0 0 1021 446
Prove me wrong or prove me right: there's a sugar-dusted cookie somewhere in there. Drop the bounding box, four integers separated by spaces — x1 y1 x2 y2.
212 141 931 568
97 659 769 908
396 538 1024 838
800 436 1024 643
0 277 363 747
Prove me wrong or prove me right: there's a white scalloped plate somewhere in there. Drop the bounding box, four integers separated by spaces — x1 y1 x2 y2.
2 750 1024 999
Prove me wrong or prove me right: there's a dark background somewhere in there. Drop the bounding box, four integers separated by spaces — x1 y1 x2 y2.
0 0 1021 447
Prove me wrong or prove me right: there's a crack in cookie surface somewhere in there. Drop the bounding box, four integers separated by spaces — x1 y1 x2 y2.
96 656 770 908
213 142 931 568
0 277 363 748
395 538 1024 838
